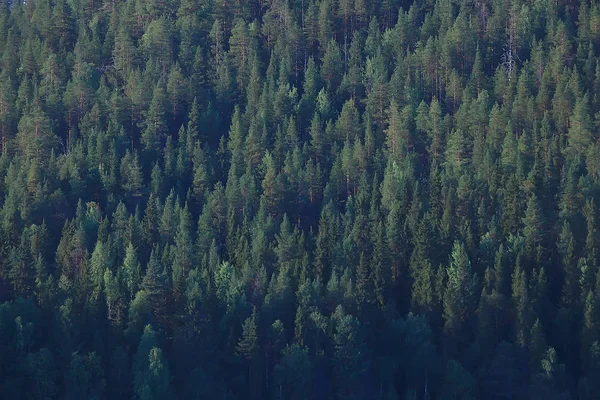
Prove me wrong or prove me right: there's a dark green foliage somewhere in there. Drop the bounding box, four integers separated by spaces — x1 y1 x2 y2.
0 0 599 398
272 344 312 400
64 352 106 400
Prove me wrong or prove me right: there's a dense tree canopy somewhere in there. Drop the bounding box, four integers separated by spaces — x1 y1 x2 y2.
0 0 600 398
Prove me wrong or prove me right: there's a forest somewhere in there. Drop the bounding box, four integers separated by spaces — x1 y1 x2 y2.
1 0 600 398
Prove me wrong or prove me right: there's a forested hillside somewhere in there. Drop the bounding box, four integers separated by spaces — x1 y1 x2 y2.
1 0 600 398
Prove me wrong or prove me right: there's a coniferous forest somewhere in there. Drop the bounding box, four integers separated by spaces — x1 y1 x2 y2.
3 0 600 398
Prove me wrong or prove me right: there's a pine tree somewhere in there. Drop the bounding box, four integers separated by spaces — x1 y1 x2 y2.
584 198 598 268
120 150 144 197
229 19 253 97
333 306 368 400
445 129 471 174
133 325 175 400
512 262 532 347
321 39 343 91
191 143 209 204
228 106 245 178
140 250 171 331
0 72 16 151
121 243 141 301
105 267 126 327
567 94 593 159
63 56 95 127
237 306 262 399
559 221 579 308
384 100 403 160
51 0 75 51
522 194 544 260
172 204 194 303
410 217 435 314
355 252 372 310
529 318 547 372
16 106 59 164
167 64 189 124
443 241 476 353
141 83 169 160
113 23 136 76
582 291 600 367
8 234 35 298
64 352 106 400
273 344 312 400
261 151 284 218
386 202 409 302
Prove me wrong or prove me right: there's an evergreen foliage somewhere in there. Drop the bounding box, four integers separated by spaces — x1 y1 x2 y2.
0 0 599 398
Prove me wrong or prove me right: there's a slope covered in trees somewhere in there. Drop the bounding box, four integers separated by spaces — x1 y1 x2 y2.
0 0 599 398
